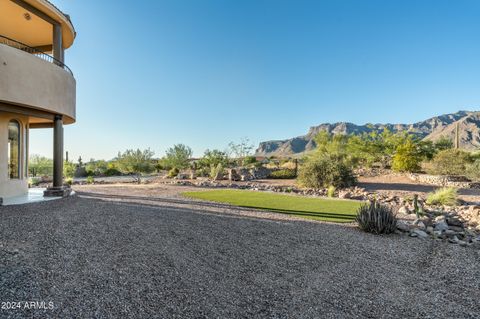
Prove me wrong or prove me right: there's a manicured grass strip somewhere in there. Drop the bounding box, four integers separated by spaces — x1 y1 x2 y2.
182 189 363 223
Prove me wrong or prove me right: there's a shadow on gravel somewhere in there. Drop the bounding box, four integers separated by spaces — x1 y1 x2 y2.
75 191 355 223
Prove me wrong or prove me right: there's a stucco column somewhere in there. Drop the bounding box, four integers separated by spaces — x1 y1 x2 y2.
53 23 64 64
53 114 64 187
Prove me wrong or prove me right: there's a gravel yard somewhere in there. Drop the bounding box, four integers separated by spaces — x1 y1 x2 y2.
1 184 479 318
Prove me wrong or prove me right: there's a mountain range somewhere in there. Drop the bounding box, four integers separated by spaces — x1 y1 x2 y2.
255 110 480 157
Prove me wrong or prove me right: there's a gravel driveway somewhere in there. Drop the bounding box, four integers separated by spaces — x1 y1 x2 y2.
1 184 479 318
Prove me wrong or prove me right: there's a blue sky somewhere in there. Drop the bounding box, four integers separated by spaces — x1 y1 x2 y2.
30 0 480 160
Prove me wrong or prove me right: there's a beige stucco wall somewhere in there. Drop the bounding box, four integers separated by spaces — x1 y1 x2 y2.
0 43 76 124
0 112 28 198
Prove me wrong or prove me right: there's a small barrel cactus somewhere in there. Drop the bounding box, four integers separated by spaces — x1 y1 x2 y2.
356 200 397 234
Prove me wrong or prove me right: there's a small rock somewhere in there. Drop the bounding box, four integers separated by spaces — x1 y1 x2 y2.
434 221 449 232
416 221 426 230
449 225 464 232
434 215 446 222
445 229 457 237
426 226 434 234
397 220 410 232
446 217 463 227
458 240 468 247
448 236 460 244
433 230 443 238
398 206 410 214
411 229 428 238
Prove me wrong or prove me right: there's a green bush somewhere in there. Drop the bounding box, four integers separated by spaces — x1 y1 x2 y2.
86 176 94 184
465 159 480 181
65 177 73 186
29 177 41 187
116 149 155 183
356 200 397 234
434 136 454 151
268 169 296 179
210 163 224 180
426 187 458 206
29 155 53 177
85 160 110 176
168 167 180 178
63 161 76 179
163 144 193 170
243 156 257 165
198 149 229 170
297 155 356 189
327 185 336 198
391 140 422 172
427 149 472 176
104 168 122 176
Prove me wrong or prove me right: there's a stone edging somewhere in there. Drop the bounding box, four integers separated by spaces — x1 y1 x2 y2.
408 173 480 189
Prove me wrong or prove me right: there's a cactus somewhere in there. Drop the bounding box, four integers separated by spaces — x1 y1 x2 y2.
455 122 460 149
356 200 397 234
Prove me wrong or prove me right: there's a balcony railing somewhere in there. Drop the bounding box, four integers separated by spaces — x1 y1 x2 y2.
0 34 73 76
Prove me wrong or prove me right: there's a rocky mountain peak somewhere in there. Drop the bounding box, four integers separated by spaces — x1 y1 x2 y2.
255 110 480 157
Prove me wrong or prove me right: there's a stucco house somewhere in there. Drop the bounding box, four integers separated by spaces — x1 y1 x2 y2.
0 0 76 201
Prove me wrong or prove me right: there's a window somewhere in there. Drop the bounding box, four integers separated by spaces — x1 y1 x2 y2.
8 120 21 179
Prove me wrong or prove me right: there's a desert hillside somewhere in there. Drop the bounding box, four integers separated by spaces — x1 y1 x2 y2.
256 110 480 157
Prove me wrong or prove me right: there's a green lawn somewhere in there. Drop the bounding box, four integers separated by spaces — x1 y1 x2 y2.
182 189 363 223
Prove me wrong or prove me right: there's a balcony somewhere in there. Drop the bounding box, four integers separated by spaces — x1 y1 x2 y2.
0 36 76 125
0 34 72 75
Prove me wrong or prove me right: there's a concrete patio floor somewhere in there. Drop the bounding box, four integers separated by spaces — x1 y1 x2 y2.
1 188 71 206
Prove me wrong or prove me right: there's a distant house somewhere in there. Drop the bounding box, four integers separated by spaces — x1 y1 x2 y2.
0 0 76 199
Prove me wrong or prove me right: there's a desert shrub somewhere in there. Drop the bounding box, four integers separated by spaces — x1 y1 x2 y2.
168 167 180 178
116 149 155 183
74 166 88 178
426 187 458 206
471 151 480 161
391 140 423 172
210 163 224 180
63 161 76 179
297 155 356 189
86 176 94 184
427 149 472 176
268 169 296 179
465 159 480 181
29 177 41 186
434 136 454 151
64 177 73 186
243 156 257 166
198 149 229 170
327 185 336 198
356 200 397 234
163 144 193 170
194 167 208 177
85 160 109 176
29 155 53 177
104 168 122 176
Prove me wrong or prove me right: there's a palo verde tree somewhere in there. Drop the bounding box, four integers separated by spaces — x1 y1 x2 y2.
162 144 193 170
228 137 255 166
116 148 155 183
391 139 423 172
198 149 229 169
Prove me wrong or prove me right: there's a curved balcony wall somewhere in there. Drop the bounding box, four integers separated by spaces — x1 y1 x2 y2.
0 43 76 124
